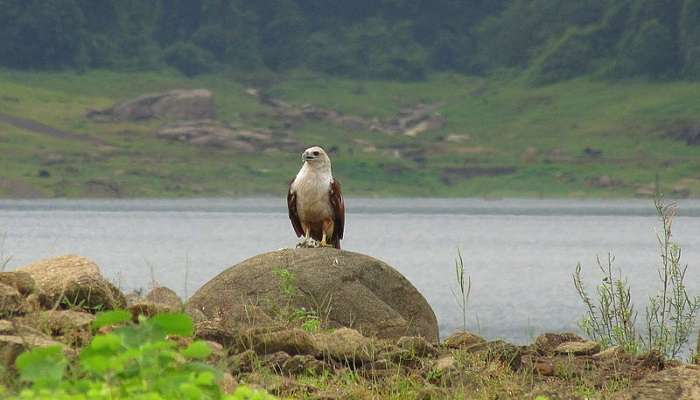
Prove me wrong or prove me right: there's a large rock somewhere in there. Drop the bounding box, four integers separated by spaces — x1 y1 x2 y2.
17 255 126 311
186 249 438 341
87 89 214 122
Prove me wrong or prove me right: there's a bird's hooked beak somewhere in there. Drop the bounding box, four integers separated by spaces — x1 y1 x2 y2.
302 150 317 162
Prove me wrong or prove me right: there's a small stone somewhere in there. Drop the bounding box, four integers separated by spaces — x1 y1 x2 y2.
396 336 438 357
534 332 584 355
554 340 601 356
315 328 375 364
219 372 237 394
0 272 35 296
534 360 555 376
0 283 26 317
144 286 183 309
263 351 292 372
282 354 325 375
443 330 485 349
466 340 523 370
433 355 456 373
239 327 319 356
0 334 67 371
229 350 257 373
592 345 624 360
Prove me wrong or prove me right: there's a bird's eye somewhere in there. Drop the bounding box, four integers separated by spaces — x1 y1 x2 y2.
313 151 320 156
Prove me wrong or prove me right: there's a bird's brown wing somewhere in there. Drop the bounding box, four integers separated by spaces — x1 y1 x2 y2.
287 180 304 237
329 178 345 248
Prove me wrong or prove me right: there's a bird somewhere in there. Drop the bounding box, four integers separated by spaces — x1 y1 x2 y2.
287 146 345 249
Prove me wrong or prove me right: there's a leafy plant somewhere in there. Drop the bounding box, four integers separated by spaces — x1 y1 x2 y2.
574 196 700 358
289 307 321 333
643 197 700 358
573 255 638 353
451 249 472 331
5 311 276 400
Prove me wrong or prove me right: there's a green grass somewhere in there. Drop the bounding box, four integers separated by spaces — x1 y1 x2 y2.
0 68 699 198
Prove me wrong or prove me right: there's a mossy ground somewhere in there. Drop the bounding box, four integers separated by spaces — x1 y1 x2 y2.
1 68 699 198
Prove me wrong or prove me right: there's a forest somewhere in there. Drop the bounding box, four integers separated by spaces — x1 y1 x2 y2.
1 0 699 84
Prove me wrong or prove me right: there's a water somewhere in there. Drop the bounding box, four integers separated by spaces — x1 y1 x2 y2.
2 198 700 346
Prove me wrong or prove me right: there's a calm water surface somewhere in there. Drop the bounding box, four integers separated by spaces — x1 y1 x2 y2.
2 198 700 344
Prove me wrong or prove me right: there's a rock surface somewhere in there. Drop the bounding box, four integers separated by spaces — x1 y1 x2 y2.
155 120 300 151
129 286 184 319
443 330 485 349
314 328 375 363
554 340 601 356
617 365 700 399
186 248 439 341
17 255 126 311
0 271 35 295
0 333 67 370
0 283 26 317
87 89 214 121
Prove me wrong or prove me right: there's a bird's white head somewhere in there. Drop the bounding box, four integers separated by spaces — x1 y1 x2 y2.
301 146 331 171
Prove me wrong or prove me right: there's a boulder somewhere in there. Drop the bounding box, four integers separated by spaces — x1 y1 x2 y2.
87 89 214 122
17 255 126 311
617 365 700 400
186 249 438 341
0 271 35 295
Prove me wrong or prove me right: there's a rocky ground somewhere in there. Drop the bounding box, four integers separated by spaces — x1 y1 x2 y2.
1 251 699 399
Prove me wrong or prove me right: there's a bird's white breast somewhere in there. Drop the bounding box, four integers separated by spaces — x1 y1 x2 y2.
291 165 333 222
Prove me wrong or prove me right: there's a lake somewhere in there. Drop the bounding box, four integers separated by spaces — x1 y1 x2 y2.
2 198 700 346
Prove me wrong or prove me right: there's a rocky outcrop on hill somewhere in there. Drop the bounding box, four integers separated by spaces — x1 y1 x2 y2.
155 120 300 151
251 89 446 137
186 248 439 342
87 89 215 122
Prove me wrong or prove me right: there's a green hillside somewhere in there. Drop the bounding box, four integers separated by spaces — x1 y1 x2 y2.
1 69 699 198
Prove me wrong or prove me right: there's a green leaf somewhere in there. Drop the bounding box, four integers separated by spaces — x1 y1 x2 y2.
15 346 67 388
151 313 194 337
181 341 212 359
93 310 132 329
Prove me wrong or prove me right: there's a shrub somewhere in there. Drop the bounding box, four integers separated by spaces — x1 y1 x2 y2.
164 41 216 77
574 196 700 359
2 311 276 400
